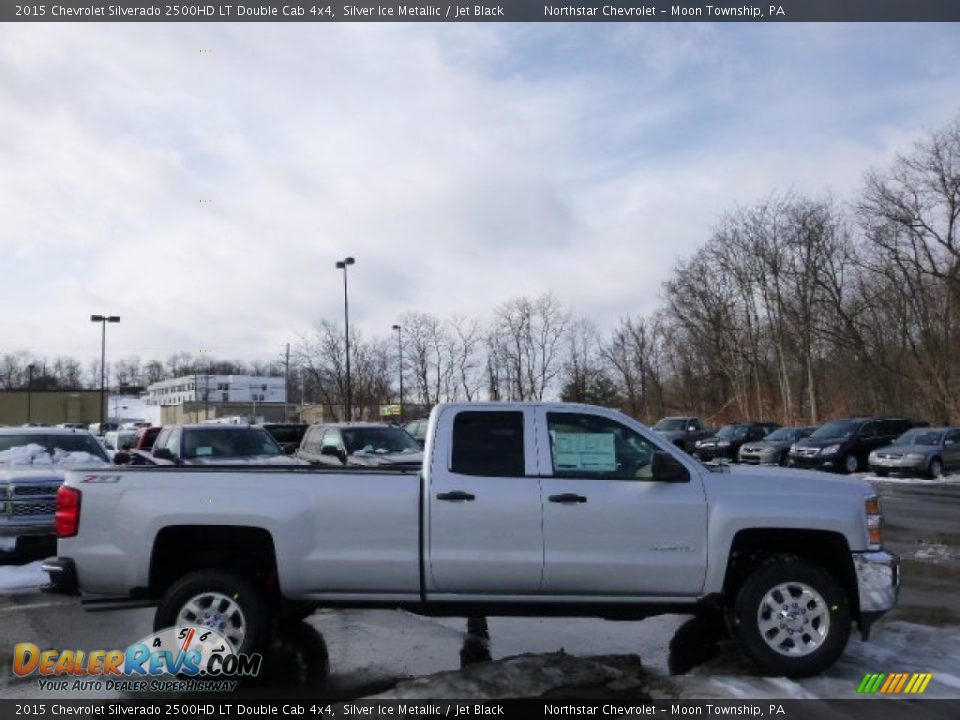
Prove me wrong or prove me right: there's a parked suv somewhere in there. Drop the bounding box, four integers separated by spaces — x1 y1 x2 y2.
298 422 423 468
692 422 780 462
789 417 917 474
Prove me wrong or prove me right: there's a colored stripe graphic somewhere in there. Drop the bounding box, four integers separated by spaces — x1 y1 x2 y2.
858 672 933 694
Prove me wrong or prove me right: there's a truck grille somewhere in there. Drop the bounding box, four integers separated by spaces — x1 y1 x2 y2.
10 485 57 498
10 500 56 517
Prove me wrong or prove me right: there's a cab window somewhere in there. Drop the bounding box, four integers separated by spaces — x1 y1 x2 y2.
450 411 524 477
546 412 658 481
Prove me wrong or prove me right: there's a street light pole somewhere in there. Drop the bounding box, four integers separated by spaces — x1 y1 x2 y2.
90 315 120 432
392 324 403 423
335 257 356 421
26 363 36 424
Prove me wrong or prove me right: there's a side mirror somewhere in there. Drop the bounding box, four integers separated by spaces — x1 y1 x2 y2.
113 451 130 465
651 451 689 482
152 447 174 461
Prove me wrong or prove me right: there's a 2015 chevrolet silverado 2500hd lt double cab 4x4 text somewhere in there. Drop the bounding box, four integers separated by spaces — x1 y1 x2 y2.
43 402 899 677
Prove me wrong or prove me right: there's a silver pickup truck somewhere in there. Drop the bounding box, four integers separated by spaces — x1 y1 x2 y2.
43 402 899 677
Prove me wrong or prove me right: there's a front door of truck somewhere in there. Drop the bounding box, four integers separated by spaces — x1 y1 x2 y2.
427 407 544 594
535 409 707 597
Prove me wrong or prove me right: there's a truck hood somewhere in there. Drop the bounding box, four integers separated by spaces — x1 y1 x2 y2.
703 463 873 499
348 451 423 468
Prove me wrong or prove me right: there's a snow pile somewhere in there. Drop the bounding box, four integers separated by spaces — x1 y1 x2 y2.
913 542 958 563
366 652 646 700
0 561 48 592
0 444 105 466
867 472 960 485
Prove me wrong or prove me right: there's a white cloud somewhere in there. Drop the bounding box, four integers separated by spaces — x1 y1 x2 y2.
0 22 957 365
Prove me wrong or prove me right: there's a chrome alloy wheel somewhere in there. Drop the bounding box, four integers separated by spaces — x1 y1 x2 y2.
756 582 830 657
177 592 246 649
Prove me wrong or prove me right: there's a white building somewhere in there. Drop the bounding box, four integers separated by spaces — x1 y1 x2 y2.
145 375 286 407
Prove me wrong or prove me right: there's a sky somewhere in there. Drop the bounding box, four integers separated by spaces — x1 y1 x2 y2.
1 21 958 367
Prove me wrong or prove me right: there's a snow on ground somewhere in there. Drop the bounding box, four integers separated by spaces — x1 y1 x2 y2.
0 561 47 592
0 444 105 466
356 617 960 700
913 542 958 563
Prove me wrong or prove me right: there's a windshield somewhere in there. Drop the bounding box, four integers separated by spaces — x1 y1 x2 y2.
893 429 942 446
764 428 799 442
342 427 421 455
183 428 283 458
810 420 860 440
263 425 307 444
0 434 109 464
653 418 687 431
716 424 748 440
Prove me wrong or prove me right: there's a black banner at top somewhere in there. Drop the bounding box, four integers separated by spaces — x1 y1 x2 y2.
2 0 960 23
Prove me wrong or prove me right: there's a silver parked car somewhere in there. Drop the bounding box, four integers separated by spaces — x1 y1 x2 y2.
739 426 817 466
868 427 960 479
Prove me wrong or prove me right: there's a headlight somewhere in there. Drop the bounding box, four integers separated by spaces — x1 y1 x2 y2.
789 444 797 453
821 444 839 455
904 453 925 463
695 440 703 448
868 451 878 461
865 494 883 550
717 440 730 448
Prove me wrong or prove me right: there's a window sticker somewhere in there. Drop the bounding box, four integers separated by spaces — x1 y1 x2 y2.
195 446 213 456
552 432 617 472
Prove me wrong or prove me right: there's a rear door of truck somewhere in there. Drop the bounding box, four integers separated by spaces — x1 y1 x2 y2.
425 406 544 594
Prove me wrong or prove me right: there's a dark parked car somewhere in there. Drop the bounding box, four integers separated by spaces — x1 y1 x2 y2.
142 424 307 466
298 422 423 469
738 426 817 466
789 417 918 474
260 423 309 454
692 422 780 463
651 416 714 452
869 427 960 479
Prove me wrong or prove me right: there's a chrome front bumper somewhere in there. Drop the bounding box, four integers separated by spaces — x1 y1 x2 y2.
854 551 900 613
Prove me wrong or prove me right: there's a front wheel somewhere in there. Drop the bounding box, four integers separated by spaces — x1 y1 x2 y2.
927 458 943 480
732 557 850 677
842 454 859 474
154 570 273 655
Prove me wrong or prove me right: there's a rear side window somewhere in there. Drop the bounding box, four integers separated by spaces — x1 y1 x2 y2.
451 411 524 477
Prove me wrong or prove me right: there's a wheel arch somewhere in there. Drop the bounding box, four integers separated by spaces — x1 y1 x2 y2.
721 527 860 620
149 525 279 599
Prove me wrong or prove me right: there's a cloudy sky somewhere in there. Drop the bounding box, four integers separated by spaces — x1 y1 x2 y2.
1 21 958 367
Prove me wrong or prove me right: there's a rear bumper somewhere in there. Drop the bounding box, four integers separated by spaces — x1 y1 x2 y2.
0 520 55 537
41 557 79 596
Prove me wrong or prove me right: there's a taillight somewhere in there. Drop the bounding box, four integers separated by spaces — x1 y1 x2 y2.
56 486 82 538
865 494 883 550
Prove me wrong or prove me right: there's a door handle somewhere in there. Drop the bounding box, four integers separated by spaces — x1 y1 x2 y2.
436 491 476 502
548 493 588 504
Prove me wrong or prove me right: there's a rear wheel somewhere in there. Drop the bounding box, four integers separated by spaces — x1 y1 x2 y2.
927 458 943 479
154 570 273 655
732 556 850 677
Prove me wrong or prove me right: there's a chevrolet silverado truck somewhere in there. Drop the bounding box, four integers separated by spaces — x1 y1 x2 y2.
0 427 110 556
43 402 899 677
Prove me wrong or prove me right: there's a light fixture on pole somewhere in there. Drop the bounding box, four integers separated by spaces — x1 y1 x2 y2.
90 314 120 433
26 363 36 424
335 256 356 421
392 324 403 423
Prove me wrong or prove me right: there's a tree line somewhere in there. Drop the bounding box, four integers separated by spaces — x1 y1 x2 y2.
4 116 958 426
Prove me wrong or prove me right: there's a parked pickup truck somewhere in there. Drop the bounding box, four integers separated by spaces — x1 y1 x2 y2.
651 416 714 452
43 402 899 677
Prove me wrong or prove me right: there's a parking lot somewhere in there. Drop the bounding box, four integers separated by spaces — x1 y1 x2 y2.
1 476 957 704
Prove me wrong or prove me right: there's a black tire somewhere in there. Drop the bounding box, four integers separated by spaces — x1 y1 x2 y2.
778 451 789 467
927 457 943 480
154 570 273 655
732 556 851 677
841 454 859 474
